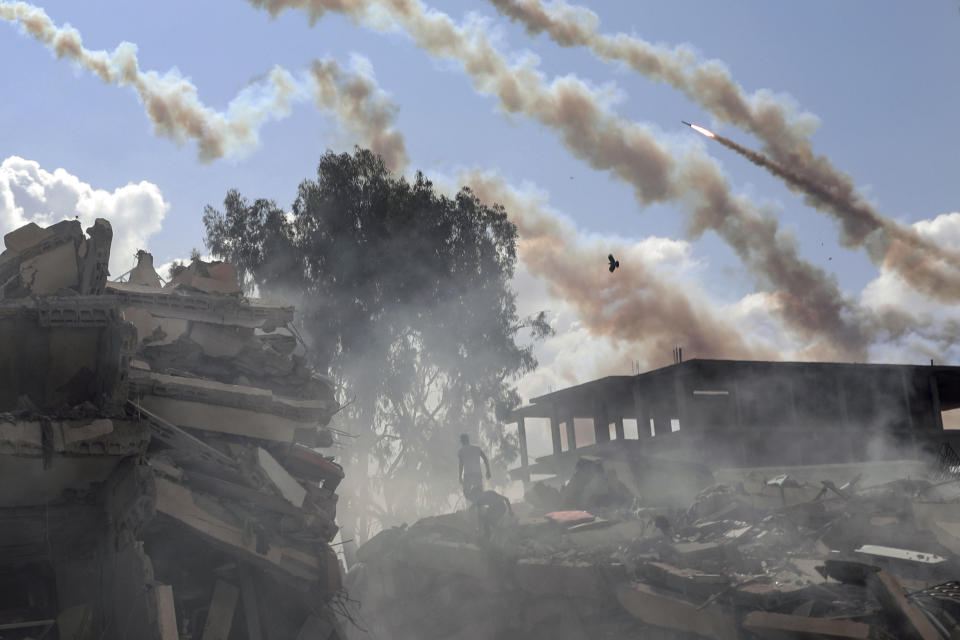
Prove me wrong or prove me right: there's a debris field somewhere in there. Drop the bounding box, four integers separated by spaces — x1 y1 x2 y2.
0 219 346 639
345 454 960 640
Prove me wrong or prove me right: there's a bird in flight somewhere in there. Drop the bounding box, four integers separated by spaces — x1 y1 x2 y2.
608 254 620 273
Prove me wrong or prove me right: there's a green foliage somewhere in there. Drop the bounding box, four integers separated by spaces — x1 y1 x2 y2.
203 148 547 531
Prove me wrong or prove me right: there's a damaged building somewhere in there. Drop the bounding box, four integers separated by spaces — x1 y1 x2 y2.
12 216 960 640
504 359 960 500
343 361 960 639
0 220 346 639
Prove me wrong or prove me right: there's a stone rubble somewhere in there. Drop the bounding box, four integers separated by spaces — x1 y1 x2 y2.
344 455 960 640
0 221 346 639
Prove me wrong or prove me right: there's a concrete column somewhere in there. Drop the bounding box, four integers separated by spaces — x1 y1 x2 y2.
672 374 689 433
549 411 562 456
932 374 944 431
566 413 577 451
901 370 915 427
614 417 625 440
517 417 530 482
593 399 610 443
632 382 650 438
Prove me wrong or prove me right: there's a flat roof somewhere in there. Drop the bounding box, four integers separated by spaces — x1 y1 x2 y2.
510 358 960 421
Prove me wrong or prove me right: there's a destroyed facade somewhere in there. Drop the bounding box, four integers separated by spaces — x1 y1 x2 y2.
343 361 960 639
0 221 345 639
505 359 960 487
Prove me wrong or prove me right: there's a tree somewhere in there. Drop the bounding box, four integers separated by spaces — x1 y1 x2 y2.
203 148 550 539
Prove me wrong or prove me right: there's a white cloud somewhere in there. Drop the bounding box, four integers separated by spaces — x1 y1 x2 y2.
860 212 960 364
0 155 168 277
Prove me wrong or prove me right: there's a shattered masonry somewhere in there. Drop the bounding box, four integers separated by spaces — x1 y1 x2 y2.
10 217 960 640
0 220 345 639
345 364 960 637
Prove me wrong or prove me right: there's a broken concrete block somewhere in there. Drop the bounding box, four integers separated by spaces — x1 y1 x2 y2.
128 250 163 288
257 447 307 508
154 584 179 640
4 221 53 253
78 218 112 295
107 280 294 329
169 259 242 295
638 561 728 599
20 240 80 294
356 527 405 565
123 307 189 346
201 579 239 640
154 477 326 585
188 322 250 358
238 564 263 640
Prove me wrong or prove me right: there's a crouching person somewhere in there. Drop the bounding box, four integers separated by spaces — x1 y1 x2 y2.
474 490 513 540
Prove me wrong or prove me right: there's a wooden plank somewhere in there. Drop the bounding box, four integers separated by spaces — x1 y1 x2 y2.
238 565 263 640
867 571 939 640
155 584 180 640
201 580 239 640
743 611 870 639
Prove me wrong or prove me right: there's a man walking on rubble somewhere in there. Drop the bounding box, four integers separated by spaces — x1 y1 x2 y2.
458 433 491 501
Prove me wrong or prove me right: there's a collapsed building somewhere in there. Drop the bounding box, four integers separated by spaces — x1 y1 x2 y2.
11 217 960 640
0 220 345 639
344 362 960 639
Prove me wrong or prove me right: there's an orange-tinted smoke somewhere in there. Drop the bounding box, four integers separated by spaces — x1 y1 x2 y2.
244 0 877 357
709 132 960 302
462 170 779 367
0 2 407 168
489 0 960 302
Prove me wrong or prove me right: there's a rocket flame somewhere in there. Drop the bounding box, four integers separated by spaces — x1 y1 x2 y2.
689 123 716 138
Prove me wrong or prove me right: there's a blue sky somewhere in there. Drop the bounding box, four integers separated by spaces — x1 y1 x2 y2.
3 0 960 395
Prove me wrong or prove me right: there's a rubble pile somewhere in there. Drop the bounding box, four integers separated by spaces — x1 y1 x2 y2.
0 221 347 639
344 457 960 640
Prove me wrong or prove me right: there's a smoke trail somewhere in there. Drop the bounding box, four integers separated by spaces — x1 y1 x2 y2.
309 56 409 170
707 131 960 302
488 0 960 301
0 2 407 167
245 0 877 358
462 169 780 365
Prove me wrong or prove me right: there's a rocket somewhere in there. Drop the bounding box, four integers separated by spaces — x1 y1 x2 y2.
681 120 717 138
